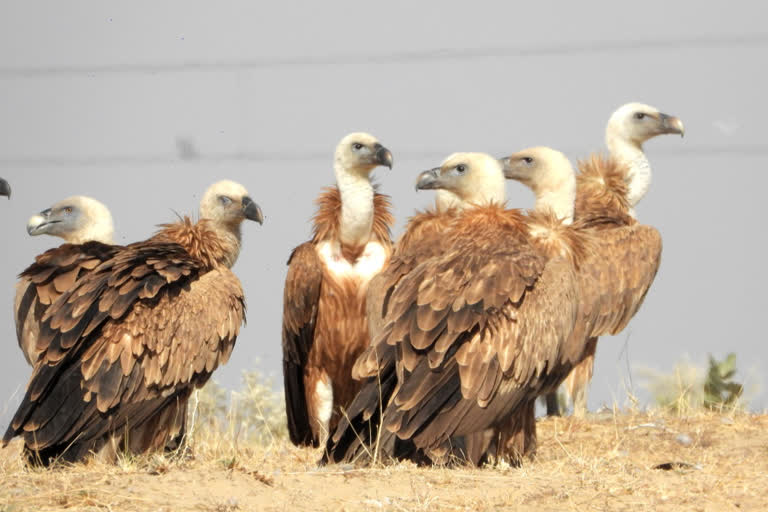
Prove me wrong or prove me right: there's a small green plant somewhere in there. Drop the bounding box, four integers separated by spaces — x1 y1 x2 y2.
703 353 743 410
639 353 745 413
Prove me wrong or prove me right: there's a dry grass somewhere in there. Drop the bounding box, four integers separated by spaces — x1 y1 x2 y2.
2 408 766 511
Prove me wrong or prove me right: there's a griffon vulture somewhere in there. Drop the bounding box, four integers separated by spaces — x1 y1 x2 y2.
0 178 10 198
2 180 263 464
324 152 591 466
282 132 394 447
545 102 684 417
16 196 119 366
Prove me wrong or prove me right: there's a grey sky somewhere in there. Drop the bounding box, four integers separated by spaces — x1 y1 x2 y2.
1 2 766 425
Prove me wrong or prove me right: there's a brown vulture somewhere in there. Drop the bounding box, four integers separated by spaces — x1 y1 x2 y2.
2 180 263 464
16 196 119 366
544 102 684 417
324 152 592 466
282 132 394 447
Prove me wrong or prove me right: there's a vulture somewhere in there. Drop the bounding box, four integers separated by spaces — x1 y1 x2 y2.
2 180 263 464
282 132 394 447
16 196 119 365
324 151 591 466
0 177 10 198
545 102 684 417
354 156 510 464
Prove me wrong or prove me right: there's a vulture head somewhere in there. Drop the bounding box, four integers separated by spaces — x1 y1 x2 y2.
27 196 114 244
334 132 393 176
416 152 505 206
501 147 577 223
200 180 264 227
607 102 685 147
0 177 10 199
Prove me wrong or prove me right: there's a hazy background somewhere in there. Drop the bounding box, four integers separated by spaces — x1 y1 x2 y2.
1 2 766 425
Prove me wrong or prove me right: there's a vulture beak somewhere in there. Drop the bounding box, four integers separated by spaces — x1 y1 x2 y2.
374 145 394 169
27 209 55 236
499 157 517 180
0 178 10 199
242 196 264 224
499 157 531 181
415 168 442 191
659 113 685 137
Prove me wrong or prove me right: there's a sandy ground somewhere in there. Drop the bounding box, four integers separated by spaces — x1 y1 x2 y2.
1 411 767 511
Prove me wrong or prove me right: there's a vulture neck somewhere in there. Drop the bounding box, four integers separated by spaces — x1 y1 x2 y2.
606 133 650 211
212 220 242 269
334 163 375 255
435 190 465 212
65 226 114 245
531 179 575 225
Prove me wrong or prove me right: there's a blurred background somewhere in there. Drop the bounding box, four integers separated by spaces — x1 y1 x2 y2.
1 1 766 425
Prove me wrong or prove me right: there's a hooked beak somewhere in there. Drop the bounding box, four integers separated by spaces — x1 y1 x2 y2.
242 196 264 225
27 209 55 236
659 113 685 137
0 178 9 199
415 168 441 191
499 156 531 181
374 145 394 169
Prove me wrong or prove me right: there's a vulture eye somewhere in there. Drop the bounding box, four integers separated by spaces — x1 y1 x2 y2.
634 112 646 120
218 196 232 206
353 143 364 151
63 207 73 215
456 164 467 174
522 157 534 165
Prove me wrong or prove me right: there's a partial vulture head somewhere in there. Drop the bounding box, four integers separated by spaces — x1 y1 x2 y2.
200 180 264 227
0 177 10 199
27 196 114 244
416 152 506 207
501 147 577 222
334 132 393 176
606 102 685 147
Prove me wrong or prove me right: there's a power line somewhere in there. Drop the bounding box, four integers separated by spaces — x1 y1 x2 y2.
1 146 765 168
1 33 767 78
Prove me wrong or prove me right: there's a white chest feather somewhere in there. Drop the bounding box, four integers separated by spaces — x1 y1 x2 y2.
317 240 388 283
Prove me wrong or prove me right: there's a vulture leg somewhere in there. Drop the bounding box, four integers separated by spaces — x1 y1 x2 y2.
545 392 561 417
497 399 537 466
565 337 598 417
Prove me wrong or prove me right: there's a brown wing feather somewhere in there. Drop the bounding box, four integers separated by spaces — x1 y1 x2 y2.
575 224 662 342
281 242 324 446
3 241 244 462
360 208 457 379
15 242 121 365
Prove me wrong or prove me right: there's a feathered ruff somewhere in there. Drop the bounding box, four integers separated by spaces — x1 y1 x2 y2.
446 203 529 244
153 217 239 270
311 186 394 248
395 206 456 254
575 154 634 227
526 210 595 271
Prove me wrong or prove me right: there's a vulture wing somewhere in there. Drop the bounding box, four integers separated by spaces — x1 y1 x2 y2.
3 241 245 459
15 241 121 365
281 242 324 446
577 224 662 339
